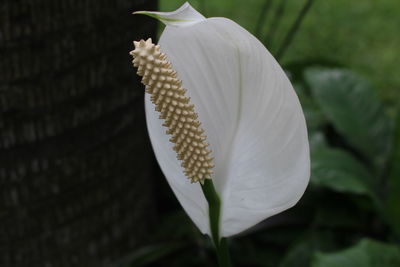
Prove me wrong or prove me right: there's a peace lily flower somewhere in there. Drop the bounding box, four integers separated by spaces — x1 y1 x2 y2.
131 2 310 239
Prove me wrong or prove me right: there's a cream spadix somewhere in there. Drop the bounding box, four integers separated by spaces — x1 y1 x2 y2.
130 39 214 183
134 2 310 237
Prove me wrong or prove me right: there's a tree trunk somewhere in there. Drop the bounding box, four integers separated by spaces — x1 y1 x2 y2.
0 0 158 266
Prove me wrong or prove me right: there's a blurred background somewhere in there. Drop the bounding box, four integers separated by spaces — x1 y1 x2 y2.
1 0 399 266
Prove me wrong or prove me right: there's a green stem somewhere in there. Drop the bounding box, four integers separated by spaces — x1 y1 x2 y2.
201 180 233 267
276 0 314 61
254 0 273 38
264 0 287 47
201 179 221 246
217 238 232 267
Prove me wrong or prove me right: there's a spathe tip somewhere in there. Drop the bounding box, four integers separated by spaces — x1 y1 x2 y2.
132 10 146 15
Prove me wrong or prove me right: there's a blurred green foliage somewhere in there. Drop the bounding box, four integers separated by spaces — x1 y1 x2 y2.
312 239 400 267
126 0 400 266
160 0 400 107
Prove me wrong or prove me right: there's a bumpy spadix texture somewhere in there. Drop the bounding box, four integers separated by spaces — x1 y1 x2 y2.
130 39 214 183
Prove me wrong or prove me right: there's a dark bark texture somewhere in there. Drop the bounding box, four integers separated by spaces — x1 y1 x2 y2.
0 0 158 266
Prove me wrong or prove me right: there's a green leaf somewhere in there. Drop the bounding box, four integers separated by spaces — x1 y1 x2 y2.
314 202 368 229
279 239 314 267
386 110 400 235
305 68 392 169
311 239 400 267
284 59 343 83
311 146 374 196
294 82 326 133
279 231 337 267
308 132 327 151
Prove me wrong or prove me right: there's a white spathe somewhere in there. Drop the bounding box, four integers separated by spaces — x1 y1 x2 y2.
143 2 310 237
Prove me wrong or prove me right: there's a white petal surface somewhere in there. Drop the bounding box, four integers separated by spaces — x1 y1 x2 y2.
135 2 205 27
146 14 309 236
208 19 309 237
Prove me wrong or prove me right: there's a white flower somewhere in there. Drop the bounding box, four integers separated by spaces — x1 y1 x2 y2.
136 2 310 237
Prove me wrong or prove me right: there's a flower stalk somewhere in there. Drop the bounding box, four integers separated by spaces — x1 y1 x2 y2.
201 179 232 267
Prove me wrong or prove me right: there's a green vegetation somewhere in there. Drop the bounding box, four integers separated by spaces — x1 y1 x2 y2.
160 0 400 107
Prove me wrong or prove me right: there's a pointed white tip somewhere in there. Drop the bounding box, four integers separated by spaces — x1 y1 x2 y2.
131 2 206 27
